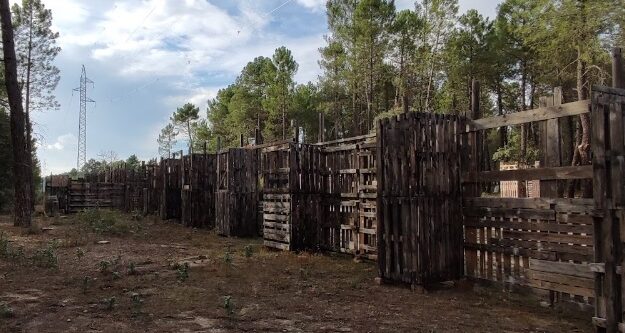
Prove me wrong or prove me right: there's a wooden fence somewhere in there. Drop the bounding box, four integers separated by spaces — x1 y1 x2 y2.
377 112 465 287
462 81 596 304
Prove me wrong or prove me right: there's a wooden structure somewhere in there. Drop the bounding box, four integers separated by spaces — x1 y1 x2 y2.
591 85 625 330
160 158 182 220
215 148 258 237
499 162 540 198
377 112 465 286
462 80 596 303
181 153 216 228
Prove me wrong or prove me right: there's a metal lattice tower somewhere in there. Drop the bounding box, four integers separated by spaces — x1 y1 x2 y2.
73 65 94 169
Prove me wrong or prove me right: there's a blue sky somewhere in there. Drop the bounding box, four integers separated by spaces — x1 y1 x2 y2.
31 0 501 175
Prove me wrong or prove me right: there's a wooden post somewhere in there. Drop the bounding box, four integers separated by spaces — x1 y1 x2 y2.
293 120 299 144
203 141 207 156
465 79 481 279
255 127 262 145
239 134 244 147
217 136 222 152
614 47 624 89
318 112 325 143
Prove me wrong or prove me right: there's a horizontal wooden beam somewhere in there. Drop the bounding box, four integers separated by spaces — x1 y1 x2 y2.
465 100 590 132
462 165 593 183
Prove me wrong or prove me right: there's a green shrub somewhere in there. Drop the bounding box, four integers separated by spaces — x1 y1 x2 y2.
0 303 14 318
32 242 59 269
76 209 142 236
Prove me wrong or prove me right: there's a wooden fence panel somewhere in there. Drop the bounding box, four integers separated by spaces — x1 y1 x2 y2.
181 154 216 228
377 112 464 286
591 86 625 332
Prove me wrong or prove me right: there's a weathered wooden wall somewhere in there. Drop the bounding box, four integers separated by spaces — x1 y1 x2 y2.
377 112 465 287
160 158 182 220
181 153 216 228
215 148 258 237
591 84 625 332
462 81 596 303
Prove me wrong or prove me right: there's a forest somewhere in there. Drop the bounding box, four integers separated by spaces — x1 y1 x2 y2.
155 0 624 177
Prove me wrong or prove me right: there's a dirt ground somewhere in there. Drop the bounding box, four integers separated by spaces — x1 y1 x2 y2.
0 212 591 333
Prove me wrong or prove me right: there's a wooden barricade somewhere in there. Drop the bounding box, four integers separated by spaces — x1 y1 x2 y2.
215 148 258 237
462 82 596 303
591 85 625 332
261 143 322 250
377 112 465 287
160 158 182 220
181 153 216 228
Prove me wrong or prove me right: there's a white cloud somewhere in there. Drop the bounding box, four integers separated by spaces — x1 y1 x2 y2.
45 133 76 151
295 0 326 11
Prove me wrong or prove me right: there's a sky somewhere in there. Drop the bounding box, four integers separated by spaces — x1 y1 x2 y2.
30 0 501 175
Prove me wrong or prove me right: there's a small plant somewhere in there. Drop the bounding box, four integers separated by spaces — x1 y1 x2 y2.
176 262 190 282
243 245 253 258
0 232 9 257
127 262 137 275
32 242 59 269
112 271 121 280
82 276 92 294
0 303 14 318
130 292 143 315
102 296 116 311
99 260 111 274
224 245 234 264
223 296 234 317
76 248 85 259
77 209 141 236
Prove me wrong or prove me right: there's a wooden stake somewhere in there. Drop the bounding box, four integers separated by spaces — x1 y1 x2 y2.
614 47 624 89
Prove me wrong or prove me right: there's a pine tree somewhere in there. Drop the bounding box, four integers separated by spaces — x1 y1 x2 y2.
157 123 178 158
0 0 32 227
171 103 200 152
12 0 60 210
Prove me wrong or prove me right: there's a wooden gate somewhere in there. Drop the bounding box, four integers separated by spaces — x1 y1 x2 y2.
377 112 464 287
592 86 625 332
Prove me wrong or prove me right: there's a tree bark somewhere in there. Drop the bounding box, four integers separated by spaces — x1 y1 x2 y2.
1 0 32 227
25 2 35 211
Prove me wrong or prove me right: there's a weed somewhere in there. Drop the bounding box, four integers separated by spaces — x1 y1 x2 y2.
224 246 234 264
0 232 9 257
32 242 59 269
223 296 234 317
76 248 85 259
244 245 253 258
0 303 14 318
82 276 92 294
112 271 121 280
130 293 143 315
102 296 116 311
99 260 111 274
127 262 137 275
175 262 189 282
77 209 141 236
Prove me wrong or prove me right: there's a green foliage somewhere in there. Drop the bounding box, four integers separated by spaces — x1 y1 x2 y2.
223 246 233 265
223 296 234 317
243 245 253 258
492 128 539 164
171 103 200 150
175 262 190 282
102 296 116 311
76 209 142 236
0 303 14 318
32 241 59 269
157 123 178 158
82 276 92 294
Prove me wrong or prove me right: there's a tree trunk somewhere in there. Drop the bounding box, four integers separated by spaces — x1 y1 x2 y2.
1 0 32 227
496 82 506 147
25 3 35 212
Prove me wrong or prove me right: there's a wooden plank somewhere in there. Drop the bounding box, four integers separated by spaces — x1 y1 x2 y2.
462 165 593 183
464 197 594 209
464 218 593 234
529 259 594 279
466 100 590 131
